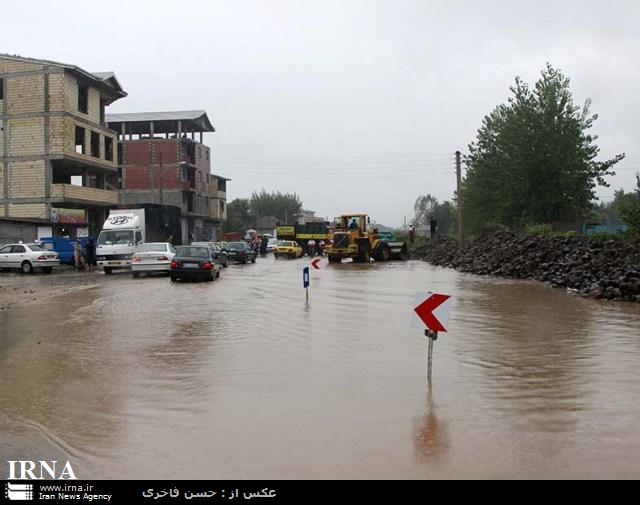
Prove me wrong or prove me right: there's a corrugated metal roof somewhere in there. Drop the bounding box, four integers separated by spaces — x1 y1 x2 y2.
106 111 208 123
106 111 215 133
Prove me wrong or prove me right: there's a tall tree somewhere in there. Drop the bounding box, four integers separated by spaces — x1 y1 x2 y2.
414 194 455 235
413 194 438 227
250 190 302 225
463 64 625 234
226 198 253 232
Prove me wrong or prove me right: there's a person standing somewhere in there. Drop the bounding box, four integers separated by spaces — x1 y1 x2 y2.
307 239 317 258
408 224 416 244
430 216 438 241
73 239 85 271
85 238 95 272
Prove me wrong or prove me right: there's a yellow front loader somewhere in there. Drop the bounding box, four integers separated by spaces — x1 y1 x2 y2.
326 213 408 264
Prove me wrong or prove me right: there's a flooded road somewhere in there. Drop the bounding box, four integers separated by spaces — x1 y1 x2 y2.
1 259 640 479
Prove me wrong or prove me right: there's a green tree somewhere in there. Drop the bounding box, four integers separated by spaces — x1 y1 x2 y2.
226 198 253 232
617 174 640 232
413 194 438 227
414 194 456 236
250 190 302 225
463 64 625 235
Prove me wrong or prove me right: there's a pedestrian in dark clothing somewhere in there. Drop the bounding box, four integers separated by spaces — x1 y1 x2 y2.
430 216 437 240
85 238 95 271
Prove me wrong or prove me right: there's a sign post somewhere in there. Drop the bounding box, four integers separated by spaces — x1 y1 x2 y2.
303 266 310 302
413 292 452 383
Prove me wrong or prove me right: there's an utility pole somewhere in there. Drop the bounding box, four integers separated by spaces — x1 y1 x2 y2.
456 151 463 245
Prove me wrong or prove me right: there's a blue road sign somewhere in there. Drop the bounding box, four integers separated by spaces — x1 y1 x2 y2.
303 267 310 289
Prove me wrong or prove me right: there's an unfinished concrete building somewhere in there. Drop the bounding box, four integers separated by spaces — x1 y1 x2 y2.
105 111 228 243
0 54 127 242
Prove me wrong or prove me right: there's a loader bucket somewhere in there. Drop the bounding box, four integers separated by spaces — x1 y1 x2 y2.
387 241 408 261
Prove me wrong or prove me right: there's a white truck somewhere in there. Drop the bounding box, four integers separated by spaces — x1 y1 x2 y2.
96 209 146 274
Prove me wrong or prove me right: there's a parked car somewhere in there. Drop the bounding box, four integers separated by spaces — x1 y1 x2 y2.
267 238 278 253
170 246 221 282
192 241 229 268
274 241 303 259
211 242 229 268
131 242 177 277
0 243 60 274
224 242 257 264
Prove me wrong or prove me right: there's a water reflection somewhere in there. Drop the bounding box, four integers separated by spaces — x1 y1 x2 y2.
414 386 449 462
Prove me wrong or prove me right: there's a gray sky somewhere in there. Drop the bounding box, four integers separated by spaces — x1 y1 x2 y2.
4 0 640 226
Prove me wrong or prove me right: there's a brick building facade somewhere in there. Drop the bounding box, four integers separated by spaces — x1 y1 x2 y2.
106 111 228 244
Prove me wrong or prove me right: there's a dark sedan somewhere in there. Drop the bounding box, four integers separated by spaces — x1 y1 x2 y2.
224 242 257 264
170 246 221 282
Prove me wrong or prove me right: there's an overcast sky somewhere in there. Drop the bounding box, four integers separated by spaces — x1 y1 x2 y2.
4 0 640 226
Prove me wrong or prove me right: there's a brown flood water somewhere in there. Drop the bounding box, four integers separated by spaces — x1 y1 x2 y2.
1 259 639 479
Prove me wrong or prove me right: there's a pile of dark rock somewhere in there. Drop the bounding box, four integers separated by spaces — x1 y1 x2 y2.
412 231 640 303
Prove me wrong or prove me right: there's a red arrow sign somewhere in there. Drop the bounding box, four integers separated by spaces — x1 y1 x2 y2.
311 258 321 270
414 294 451 332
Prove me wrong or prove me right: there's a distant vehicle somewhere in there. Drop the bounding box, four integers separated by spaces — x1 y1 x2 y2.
224 242 257 264
223 232 242 242
267 238 278 253
274 241 303 259
192 241 228 268
170 246 221 283
131 243 177 278
212 242 229 268
0 243 60 274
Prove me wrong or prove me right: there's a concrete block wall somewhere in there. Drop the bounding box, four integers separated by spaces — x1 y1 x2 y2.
1 55 122 222
0 219 38 245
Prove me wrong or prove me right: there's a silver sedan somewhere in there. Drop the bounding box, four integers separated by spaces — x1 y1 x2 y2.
131 243 177 278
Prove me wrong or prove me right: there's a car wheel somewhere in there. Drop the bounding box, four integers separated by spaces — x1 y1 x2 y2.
21 261 33 274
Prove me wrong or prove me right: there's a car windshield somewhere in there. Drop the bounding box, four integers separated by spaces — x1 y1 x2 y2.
278 241 293 247
98 230 135 246
226 242 248 251
176 247 209 259
137 243 166 253
27 244 48 252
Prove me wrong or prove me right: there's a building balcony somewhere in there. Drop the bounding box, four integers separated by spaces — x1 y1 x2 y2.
51 184 119 207
211 190 226 200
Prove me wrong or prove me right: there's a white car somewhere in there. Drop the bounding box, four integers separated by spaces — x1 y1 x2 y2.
131 243 177 278
267 238 278 253
0 243 60 274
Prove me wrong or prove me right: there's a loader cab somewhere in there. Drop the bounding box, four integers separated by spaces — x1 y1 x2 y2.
340 214 369 233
